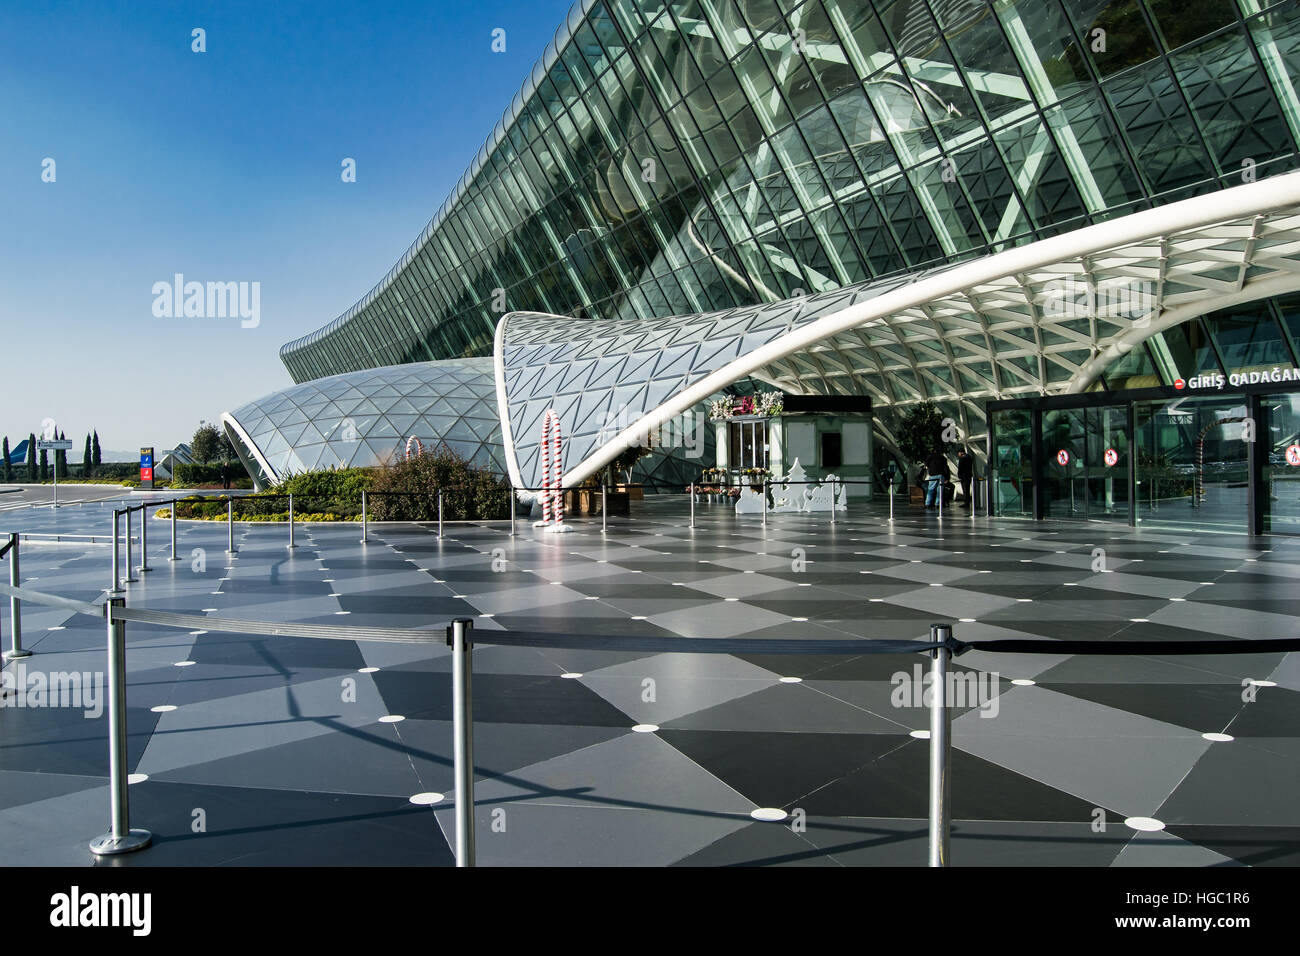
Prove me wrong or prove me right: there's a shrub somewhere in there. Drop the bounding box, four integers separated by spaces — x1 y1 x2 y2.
369 445 510 520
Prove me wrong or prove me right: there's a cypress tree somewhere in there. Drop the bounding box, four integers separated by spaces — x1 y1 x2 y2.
56 430 68 479
92 430 101 466
83 434 92 476
2 437 10 482
26 433 37 481
39 448 48 482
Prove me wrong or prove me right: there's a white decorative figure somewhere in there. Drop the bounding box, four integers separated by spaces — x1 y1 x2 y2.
734 474 766 514
771 459 808 513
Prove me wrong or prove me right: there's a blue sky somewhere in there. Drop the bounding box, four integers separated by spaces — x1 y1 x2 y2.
0 0 574 458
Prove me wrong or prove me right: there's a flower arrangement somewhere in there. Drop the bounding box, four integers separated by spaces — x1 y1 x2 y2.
740 466 770 480
708 391 784 420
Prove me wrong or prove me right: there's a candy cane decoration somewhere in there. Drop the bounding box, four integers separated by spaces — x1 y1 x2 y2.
539 409 564 526
405 436 423 460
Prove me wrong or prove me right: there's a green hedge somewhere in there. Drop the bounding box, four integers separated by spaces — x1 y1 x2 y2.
369 447 510 521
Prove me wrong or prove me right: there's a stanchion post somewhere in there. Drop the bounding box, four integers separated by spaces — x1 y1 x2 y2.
139 505 151 573
889 481 894 522
928 623 953 867
830 478 837 526
509 489 516 537
761 481 767 529
601 483 607 533
4 533 30 660
110 510 123 593
89 597 152 856
449 617 475 867
438 489 443 539
360 491 368 544
169 499 179 561
287 494 295 549
689 483 695 530
124 509 138 583
226 497 236 554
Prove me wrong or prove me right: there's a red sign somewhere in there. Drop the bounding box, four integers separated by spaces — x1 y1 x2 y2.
140 467 153 482
1056 449 1069 466
1104 448 1118 467
1287 445 1300 467
1174 378 1185 390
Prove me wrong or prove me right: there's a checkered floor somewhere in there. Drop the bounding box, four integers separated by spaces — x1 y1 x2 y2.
1 494 1297 866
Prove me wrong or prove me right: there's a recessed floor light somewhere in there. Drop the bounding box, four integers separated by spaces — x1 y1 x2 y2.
1011 678 1035 686
631 724 659 733
560 672 582 679
479 613 494 618
1124 816 1165 832
173 661 196 667
48 625 65 631
378 715 405 723
910 730 931 739
929 583 943 587
1017 598 1033 602
959 618 976 623
127 773 148 785
791 616 808 621
869 598 885 602
408 792 444 805
779 676 802 683
750 808 788 822
724 597 739 602
150 705 177 713
202 608 217 612
359 667 379 673
631 616 647 620
1202 732 1234 742
1246 679 1277 687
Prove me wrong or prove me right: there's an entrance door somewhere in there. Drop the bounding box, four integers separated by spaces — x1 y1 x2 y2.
1135 396 1250 531
1262 392 1300 534
990 408 1033 516
1083 405 1130 521
1042 407 1086 517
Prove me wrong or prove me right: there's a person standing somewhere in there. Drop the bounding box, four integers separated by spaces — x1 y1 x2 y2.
923 448 948 509
957 449 974 507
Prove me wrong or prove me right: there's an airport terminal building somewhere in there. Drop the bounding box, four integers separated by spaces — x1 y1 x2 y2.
223 0 1300 534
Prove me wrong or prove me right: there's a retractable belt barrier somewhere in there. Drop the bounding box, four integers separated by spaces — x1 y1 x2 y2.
2 575 1297 866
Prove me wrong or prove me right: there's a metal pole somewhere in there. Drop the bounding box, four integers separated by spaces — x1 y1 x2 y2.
761 481 767 528
938 475 944 519
90 597 152 856
52 458 57 508
110 511 123 593
226 497 236 554
830 478 837 526
889 481 894 522
689 483 695 529
450 617 475 867
4 533 30 660
287 494 295 549
601 484 607 533
928 623 953 868
169 499 179 561
509 489 516 537
438 489 443 539
124 509 138 583
139 505 151 572
361 490 368 544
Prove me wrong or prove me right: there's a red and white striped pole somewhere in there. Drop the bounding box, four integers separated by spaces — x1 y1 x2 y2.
540 410 565 528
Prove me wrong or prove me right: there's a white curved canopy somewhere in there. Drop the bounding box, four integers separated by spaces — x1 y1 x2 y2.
495 171 1300 489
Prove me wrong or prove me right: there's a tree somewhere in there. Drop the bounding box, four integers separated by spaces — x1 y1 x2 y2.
26 433 37 481
2 437 10 483
191 422 222 464
92 430 101 466
83 434 92 475
39 447 48 482
56 430 68 479
896 401 948 488
221 432 236 462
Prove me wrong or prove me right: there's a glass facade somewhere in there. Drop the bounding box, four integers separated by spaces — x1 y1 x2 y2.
278 0 1300 398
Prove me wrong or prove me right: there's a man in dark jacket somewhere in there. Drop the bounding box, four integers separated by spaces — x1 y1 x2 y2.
923 449 947 508
957 449 974 507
